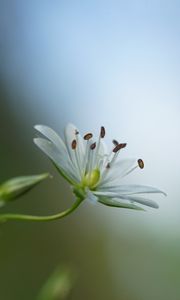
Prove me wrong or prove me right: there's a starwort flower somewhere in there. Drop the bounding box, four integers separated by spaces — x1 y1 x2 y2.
0 123 166 223
34 123 165 211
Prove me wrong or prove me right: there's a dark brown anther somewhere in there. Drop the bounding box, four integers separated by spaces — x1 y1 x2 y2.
84 133 93 140
106 163 111 169
112 139 119 146
113 143 127 153
75 130 79 135
100 126 105 138
90 142 96 150
138 159 144 169
71 139 77 150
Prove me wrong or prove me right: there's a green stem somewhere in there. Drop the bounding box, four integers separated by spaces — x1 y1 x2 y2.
0 198 83 223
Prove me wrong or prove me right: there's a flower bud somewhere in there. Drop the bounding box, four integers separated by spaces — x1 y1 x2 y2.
0 173 50 206
37 265 76 300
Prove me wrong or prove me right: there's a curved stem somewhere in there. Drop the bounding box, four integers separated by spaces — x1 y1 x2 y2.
0 198 83 223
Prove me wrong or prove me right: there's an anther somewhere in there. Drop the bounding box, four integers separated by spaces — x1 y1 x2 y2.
113 143 127 153
75 130 79 135
112 139 119 146
100 126 105 138
90 142 96 150
71 139 77 150
106 163 110 169
84 133 93 140
138 159 144 169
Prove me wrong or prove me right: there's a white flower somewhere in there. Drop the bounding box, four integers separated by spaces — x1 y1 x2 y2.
34 123 166 211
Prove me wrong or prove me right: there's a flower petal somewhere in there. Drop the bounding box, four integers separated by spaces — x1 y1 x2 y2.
93 191 159 208
34 137 80 183
98 197 144 211
96 184 166 196
64 123 84 177
85 190 99 204
96 140 108 171
99 140 108 157
76 133 86 170
99 159 138 187
34 125 67 154
93 191 120 197
115 195 159 208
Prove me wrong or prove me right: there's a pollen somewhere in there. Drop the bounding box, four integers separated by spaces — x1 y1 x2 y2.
90 142 96 150
71 139 77 150
84 133 93 140
75 130 79 135
112 139 119 146
100 126 105 138
113 143 127 153
106 163 111 169
138 159 144 169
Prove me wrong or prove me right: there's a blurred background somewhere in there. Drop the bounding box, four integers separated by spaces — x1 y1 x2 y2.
0 0 180 299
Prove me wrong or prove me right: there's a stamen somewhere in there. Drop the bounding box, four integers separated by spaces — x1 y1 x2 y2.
93 127 105 168
90 142 96 150
112 139 119 146
86 142 97 178
113 143 127 153
71 138 83 177
100 126 105 138
83 141 90 175
138 159 144 169
83 133 93 174
71 139 77 150
102 143 127 178
84 133 93 140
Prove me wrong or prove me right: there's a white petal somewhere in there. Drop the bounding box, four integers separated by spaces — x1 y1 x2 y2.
93 191 118 197
98 197 144 211
94 191 159 208
99 140 108 156
64 123 79 155
85 190 98 204
34 137 80 182
114 195 159 208
96 184 166 196
99 159 137 186
96 140 108 171
64 123 84 177
76 133 86 170
34 125 67 153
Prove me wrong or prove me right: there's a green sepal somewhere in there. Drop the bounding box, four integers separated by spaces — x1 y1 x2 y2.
0 173 50 206
98 197 145 211
73 186 86 201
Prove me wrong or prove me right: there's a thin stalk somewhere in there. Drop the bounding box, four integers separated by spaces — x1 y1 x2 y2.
0 197 83 223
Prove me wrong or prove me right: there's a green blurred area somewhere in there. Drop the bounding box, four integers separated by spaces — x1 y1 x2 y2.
1 82 180 300
1 1 180 298
37 265 76 300
0 90 118 300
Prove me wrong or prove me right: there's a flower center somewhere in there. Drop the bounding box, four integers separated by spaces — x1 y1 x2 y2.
71 126 132 188
81 168 100 189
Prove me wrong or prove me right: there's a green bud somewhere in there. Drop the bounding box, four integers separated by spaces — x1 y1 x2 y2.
0 173 50 206
37 265 76 300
